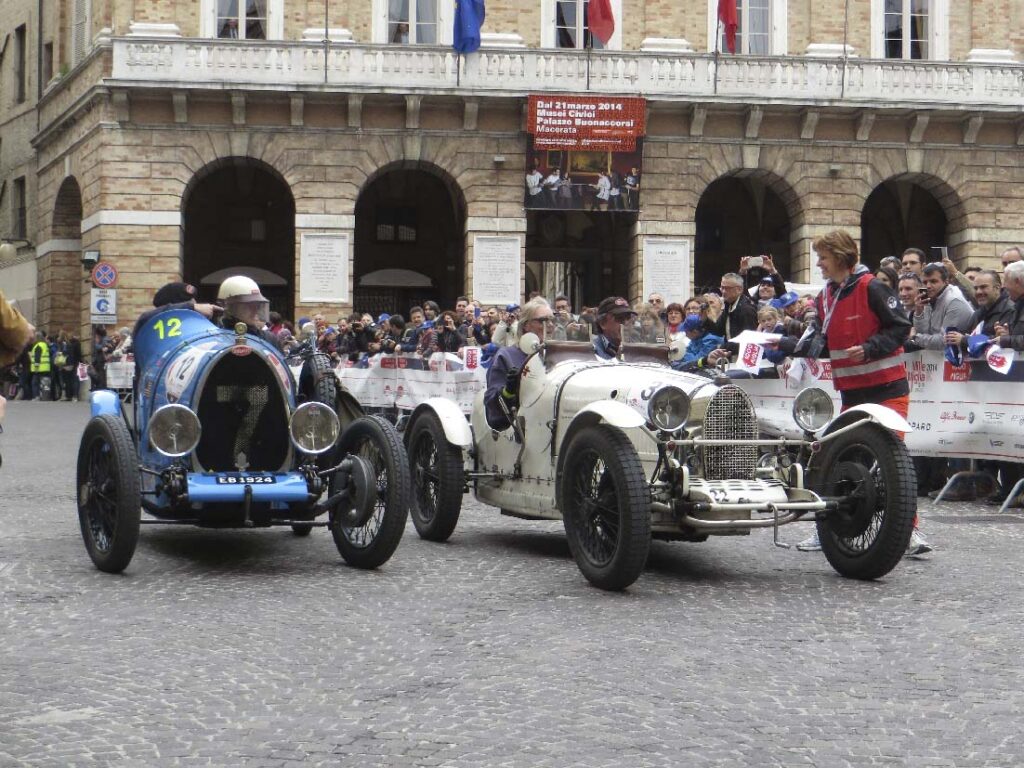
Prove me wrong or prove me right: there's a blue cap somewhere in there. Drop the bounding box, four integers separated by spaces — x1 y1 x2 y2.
506 303 520 312
377 313 391 324
681 314 703 333
297 316 311 327
770 291 799 310
325 326 337 335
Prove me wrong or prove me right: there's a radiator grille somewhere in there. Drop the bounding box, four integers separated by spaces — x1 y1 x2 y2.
195 353 289 472
700 385 758 480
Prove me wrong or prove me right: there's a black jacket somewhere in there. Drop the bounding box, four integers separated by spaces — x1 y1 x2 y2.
996 295 1024 351
712 293 758 342
958 291 1015 349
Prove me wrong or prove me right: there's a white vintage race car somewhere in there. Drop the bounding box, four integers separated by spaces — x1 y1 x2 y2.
401 335 917 590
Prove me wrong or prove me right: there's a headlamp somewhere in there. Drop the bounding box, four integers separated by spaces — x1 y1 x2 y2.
289 401 340 455
792 387 834 432
648 386 690 432
148 404 202 457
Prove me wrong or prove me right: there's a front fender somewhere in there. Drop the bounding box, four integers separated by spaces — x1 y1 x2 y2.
573 400 647 431
408 398 473 448
90 389 122 418
821 403 913 437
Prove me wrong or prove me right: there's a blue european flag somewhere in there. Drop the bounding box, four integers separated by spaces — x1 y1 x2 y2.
453 0 485 54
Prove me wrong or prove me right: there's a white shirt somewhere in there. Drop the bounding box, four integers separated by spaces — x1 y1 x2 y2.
525 171 543 196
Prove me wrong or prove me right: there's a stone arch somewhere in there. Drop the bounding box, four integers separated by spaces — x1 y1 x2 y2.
694 168 803 292
353 160 467 314
860 171 967 266
181 157 297 318
39 176 85 333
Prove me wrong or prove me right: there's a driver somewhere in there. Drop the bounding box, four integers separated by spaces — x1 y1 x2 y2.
217 275 282 348
484 297 554 431
593 296 638 359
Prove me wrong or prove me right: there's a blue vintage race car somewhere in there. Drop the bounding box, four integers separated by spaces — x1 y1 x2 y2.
75 307 410 573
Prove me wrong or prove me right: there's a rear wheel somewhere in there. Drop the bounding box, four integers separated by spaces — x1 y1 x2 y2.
331 416 410 568
809 424 916 580
76 415 141 573
560 425 651 591
408 412 464 542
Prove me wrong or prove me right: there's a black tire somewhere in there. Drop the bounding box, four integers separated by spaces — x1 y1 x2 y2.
76 414 141 573
331 415 410 568
299 351 338 408
809 423 916 580
291 524 313 536
408 412 464 542
560 424 651 591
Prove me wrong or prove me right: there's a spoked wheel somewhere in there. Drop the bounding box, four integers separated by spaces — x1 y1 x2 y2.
331 415 410 568
560 425 651 591
76 415 141 573
408 412 464 542
809 423 916 580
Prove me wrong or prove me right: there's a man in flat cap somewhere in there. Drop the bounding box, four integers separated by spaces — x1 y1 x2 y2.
593 296 638 360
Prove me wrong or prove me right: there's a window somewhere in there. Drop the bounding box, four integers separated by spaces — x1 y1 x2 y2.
721 0 771 55
15 25 26 103
555 0 603 50
12 177 27 240
376 207 417 243
217 0 267 39
706 0 786 55
388 0 438 45
872 0 946 60
885 0 928 59
43 43 53 85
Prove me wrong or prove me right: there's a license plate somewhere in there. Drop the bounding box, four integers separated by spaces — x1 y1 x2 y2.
215 474 277 485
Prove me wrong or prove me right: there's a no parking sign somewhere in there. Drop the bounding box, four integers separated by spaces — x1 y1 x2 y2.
90 288 117 324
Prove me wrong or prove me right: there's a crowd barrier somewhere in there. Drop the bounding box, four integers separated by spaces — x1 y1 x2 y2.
329 350 1024 463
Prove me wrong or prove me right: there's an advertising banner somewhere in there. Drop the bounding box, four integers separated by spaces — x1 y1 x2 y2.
525 95 645 213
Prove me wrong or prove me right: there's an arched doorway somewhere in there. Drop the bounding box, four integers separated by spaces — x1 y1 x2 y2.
354 164 465 317
694 175 794 293
182 159 296 319
861 179 949 267
45 177 84 333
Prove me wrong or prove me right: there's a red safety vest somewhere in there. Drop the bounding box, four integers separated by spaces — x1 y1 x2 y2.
816 273 906 392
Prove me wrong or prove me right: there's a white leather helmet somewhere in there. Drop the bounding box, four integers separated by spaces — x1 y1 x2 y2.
217 275 269 326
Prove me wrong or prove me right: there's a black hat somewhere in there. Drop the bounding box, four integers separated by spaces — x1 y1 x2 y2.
153 281 196 307
597 296 637 320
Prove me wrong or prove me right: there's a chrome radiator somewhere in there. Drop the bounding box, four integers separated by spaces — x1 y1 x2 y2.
700 384 758 480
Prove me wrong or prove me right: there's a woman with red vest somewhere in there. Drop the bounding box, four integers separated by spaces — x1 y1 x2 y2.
781 230 929 555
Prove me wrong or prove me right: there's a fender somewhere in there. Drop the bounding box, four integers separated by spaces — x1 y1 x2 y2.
820 403 913 438
408 398 473 448
90 389 122 418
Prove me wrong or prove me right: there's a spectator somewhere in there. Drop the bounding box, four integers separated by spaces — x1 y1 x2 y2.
874 265 901 291
740 254 786 298
665 303 685 339
900 247 926 276
897 272 923 321
674 314 724 372
62 332 83 402
756 276 777 308
770 291 807 337
647 292 666 319
1000 246 1022 271
879 256 902 272
624 166 640 209
939 255 977 305
30 331 52 401
109 327 133 361
89 326 111 392
989 260 1024 506
593 296 637 360
910 262 974 350
712 273 758 341
433 311 465 353
525 162 544 206
944 270 1014 355
963 266 981 283
636 304 665 343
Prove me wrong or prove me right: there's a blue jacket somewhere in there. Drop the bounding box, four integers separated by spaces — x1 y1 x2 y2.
674 332 724 370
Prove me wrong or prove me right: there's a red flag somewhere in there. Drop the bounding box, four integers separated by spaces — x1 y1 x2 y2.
718 0 738 53
589 0 615 46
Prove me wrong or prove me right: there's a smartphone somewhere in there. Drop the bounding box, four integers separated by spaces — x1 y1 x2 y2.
931 246 949 261
747 256 764 268
474 306 481 319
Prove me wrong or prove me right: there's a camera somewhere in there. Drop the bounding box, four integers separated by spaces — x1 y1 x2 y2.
931 246 948 261
699 302 710 311
747 256 764 269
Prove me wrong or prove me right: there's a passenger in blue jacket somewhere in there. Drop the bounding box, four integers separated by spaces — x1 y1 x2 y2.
674 314 725 372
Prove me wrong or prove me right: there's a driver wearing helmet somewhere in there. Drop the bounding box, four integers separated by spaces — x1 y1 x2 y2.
217 275 281 348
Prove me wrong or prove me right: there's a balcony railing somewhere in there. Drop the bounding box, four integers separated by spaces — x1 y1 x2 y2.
109 38 1024 110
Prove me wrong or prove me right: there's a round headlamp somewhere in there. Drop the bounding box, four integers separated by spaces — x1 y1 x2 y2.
148 403 201 457
289 401 340 455
648 386 690 432
793 387 835 433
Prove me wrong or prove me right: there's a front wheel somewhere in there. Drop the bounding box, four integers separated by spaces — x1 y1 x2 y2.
560 424 651 591
331 415 410 569
408 412 464 542
809 423 916 580
76 414 141 573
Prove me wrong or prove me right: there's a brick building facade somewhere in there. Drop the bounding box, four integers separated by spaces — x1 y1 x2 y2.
2 0 1023 335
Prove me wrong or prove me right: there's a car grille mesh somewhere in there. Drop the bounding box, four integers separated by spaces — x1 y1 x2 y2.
195 353 289 472
700 385 758 480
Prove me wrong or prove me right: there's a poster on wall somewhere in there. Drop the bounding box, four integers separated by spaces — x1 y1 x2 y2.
525 95 646 212
300 233 350 303
472 235 521 305
642 238 691 305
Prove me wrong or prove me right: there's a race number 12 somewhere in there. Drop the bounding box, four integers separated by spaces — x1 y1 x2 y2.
153 317 182 339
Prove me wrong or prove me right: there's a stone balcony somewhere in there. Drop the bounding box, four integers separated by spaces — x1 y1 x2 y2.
109 37 1024 112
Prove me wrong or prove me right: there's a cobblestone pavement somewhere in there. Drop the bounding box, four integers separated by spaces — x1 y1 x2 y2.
2 401 1023 767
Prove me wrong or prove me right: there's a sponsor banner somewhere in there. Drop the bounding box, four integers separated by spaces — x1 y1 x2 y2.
737 351 1024 462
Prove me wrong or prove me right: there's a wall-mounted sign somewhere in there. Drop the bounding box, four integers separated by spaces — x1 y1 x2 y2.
300 233 350 303
91 261 118 289
472 236 521 305
642 238 691 306
90 288 118 324
527 95 646 151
